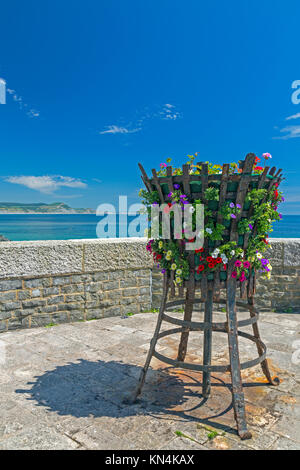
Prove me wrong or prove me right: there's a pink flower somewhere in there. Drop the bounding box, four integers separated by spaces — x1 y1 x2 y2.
262 153 272 160
239 272 246 282
243 261 250 269
160 163 167 168
231 271 237 279
234 260 242 267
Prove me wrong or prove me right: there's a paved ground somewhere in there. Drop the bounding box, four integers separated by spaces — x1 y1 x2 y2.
0 308 300 450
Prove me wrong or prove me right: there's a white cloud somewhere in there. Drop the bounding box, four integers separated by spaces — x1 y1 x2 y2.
99 103 181 135
274 125 300 139
99 125 141 135
5 175 87 194
6 86 40 118
286 113 300 121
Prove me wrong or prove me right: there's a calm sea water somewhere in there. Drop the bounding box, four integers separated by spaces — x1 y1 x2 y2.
0 214 298 241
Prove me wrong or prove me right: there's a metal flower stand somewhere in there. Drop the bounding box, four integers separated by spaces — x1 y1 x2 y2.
131 154 282 439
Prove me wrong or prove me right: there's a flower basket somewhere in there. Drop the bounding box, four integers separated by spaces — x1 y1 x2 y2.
139 152 284 298
134 152 283 440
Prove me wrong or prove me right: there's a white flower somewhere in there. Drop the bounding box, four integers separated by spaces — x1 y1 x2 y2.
205 228 213 234
176 269 182 275
171 263 177 270
158 241 163 249
256 253 262 259
214 248 220 254
240 252 244 258
230 250 235 256
189 206 195 213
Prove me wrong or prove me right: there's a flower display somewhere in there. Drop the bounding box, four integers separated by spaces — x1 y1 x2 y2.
140 152 283 285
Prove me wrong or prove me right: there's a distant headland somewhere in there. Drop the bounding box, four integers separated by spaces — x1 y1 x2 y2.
0 202 95 214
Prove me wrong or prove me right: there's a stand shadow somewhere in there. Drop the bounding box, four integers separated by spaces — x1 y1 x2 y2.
15 359 271 436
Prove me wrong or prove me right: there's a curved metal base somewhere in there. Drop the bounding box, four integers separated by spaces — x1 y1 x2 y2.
132 282 279 440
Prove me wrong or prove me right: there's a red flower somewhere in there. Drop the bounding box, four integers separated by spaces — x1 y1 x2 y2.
195 247 204 253
208 262 215 269
207 256 213 262
255 156 260 163
274 189 279 199
216 257 223 264
262 238 269 245
223 264 227 271
197 265 205 273
254 166 264 172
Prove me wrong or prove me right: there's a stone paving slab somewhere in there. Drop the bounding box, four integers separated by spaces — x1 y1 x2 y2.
0 310 299 450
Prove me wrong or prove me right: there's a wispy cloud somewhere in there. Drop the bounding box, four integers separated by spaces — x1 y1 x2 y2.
286 112 300 121
159 103 181 121
6 86 40 118
273 125 300 140
99 125 141 135
5 175 87 194
99 103 181 136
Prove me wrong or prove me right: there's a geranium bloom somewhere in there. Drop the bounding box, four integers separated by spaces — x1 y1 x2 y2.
207 256 213 262
216 257 223 264
234 260 242 267
231 271 237 278
254 166 264 172
243 261 250 269
197 265 205 273
208 262 215 269
255 156 260 163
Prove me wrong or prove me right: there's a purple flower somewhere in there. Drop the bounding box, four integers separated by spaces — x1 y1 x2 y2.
249 224 253 230
152 202 158 206
261 258 268 265
236 203 241 209
279 213 282 219
167 192 173 198
174 184 180 189
230 213 236 219
180 194 187 199
157 264 160 268
161 269 166 274
229 202 235 208
281 197 285 202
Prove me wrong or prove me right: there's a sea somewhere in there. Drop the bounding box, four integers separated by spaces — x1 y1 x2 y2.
0 214 299 241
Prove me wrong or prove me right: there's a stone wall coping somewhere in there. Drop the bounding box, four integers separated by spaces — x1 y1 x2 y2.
0 237 299 280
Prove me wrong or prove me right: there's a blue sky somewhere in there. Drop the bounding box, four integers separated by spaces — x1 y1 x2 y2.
0 0 299 213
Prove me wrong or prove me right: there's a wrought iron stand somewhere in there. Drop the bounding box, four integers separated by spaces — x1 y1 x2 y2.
133 153 282 439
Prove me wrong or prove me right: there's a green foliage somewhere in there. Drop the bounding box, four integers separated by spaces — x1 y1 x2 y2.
204 187 219 201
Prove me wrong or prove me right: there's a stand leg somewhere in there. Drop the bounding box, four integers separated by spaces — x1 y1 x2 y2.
177 281 195 362
248 295 279 386
130 275 169 402
202 288 213 398
226 277 252 440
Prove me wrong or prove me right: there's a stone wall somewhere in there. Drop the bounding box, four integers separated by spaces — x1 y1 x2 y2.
0 238 299 332
0 239 152 333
